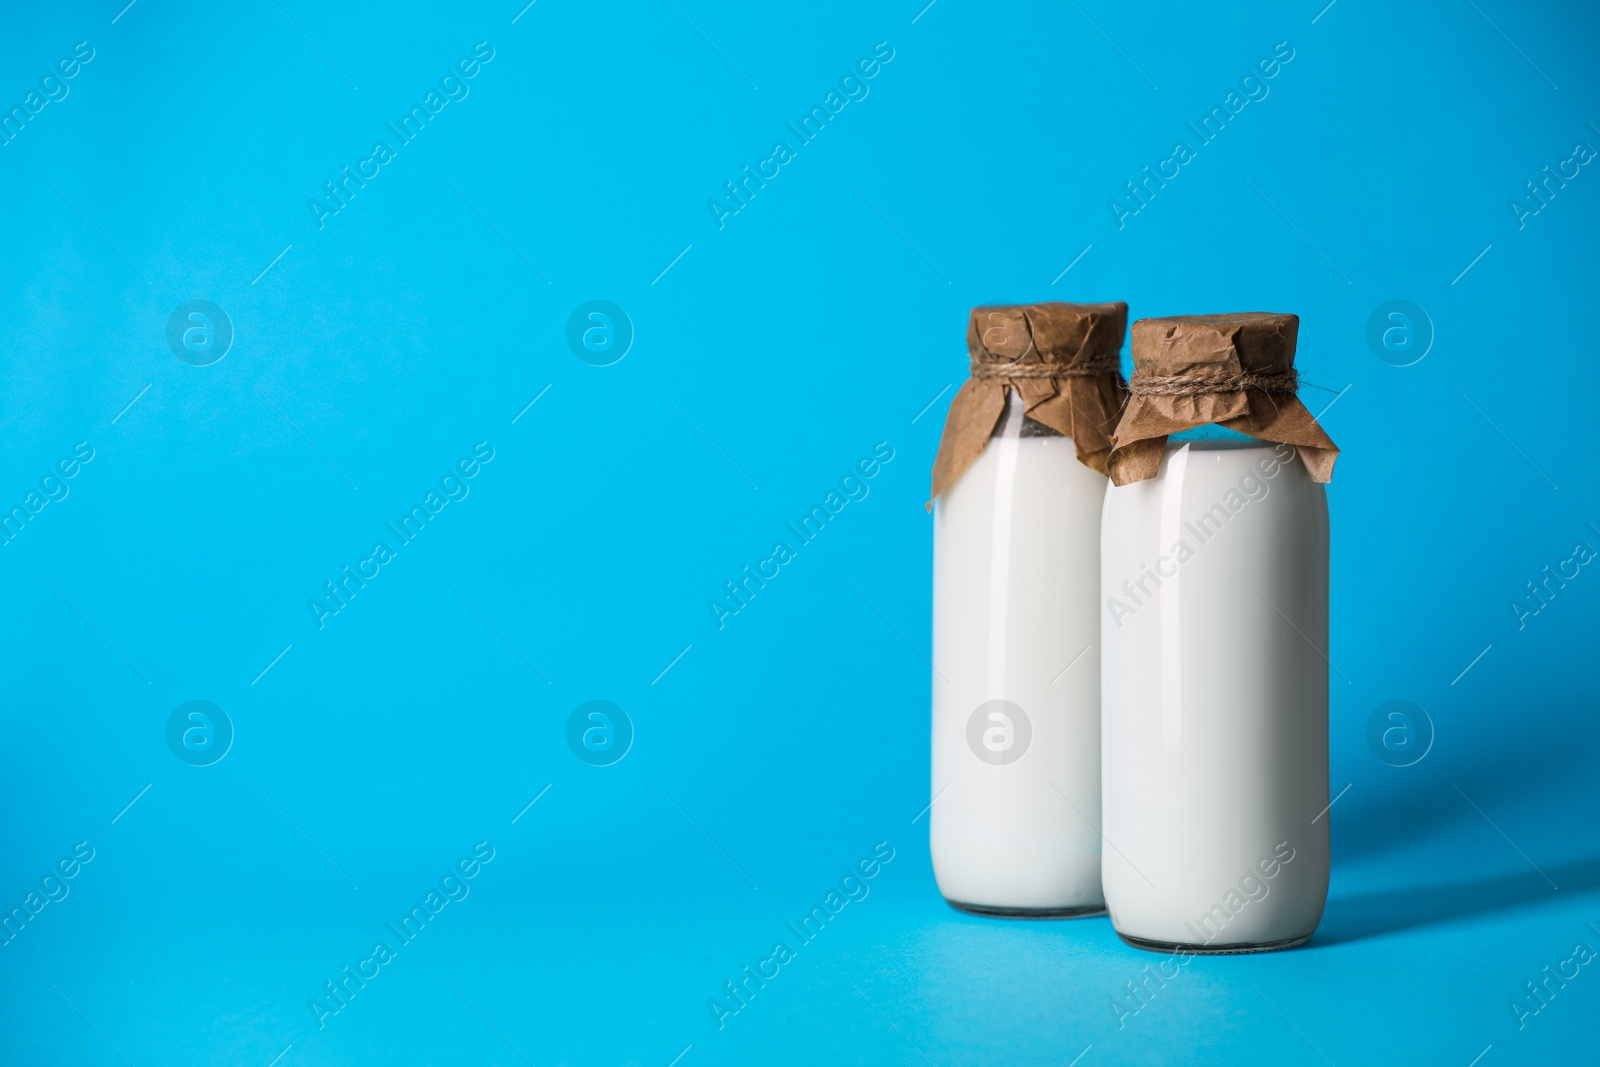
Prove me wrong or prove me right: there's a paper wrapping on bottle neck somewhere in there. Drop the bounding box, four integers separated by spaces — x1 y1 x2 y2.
1108 312 1339 486
928 302 1127 508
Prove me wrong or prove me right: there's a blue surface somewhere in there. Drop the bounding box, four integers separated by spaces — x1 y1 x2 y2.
3 1 1598 1064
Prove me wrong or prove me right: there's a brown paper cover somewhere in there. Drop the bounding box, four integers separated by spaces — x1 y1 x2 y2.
928 302 1127 507
1107 312 1339 486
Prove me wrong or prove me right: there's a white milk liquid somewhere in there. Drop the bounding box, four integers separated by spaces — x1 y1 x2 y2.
1100 438 1329 949
930 399 1106 913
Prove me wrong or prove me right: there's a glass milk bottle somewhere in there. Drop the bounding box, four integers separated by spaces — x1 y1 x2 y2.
1100 312 1339 952
928 301 1127 916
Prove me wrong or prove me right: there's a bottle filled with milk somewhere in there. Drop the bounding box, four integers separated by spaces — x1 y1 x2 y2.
927 301 1128 916
1100 312 1340 952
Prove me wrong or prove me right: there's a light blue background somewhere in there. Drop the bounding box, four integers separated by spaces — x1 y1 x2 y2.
3 1 1598 1064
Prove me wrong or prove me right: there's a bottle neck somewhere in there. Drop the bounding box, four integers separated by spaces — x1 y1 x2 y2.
989 388 1064 440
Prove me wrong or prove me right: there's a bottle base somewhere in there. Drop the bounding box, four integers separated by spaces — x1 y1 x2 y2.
944 898 1107 920
1115 930 1312 955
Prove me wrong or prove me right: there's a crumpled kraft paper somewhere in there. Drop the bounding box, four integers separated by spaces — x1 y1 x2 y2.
929 302 1128 508
1108 312 1339 486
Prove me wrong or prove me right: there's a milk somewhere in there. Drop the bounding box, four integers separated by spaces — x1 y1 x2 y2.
930 395 1106 914
1100 437 1329 950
